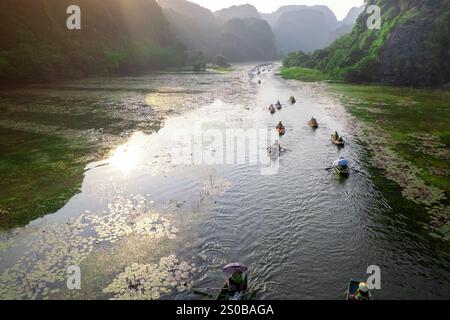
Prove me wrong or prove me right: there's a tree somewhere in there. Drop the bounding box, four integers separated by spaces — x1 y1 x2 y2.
214 55 229 68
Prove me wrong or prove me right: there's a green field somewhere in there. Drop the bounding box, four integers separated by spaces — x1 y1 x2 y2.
280 67 330 82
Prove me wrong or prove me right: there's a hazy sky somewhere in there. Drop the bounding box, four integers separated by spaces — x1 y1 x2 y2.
189 0 365 20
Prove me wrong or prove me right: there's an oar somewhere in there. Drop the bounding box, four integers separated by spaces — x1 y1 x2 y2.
324 166 361 173
192 290 214 298
189 286 228 298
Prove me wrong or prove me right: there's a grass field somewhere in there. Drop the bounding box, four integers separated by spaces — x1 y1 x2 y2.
280 67 330 82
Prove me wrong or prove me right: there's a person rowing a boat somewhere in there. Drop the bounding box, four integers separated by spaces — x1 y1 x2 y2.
227 270 247 293
276 121 285 130
276 100 281 107
333 156 348 170
349 282 371 300
267 140 285 156
332 131 343 142
269 104 276 114
289 96 296 104
221 263 248 299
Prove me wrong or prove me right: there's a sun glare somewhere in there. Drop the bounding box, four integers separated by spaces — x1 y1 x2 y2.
109 132 147 173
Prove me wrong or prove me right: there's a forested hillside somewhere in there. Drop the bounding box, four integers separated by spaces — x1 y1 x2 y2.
0 0 187 83
283 0 450 86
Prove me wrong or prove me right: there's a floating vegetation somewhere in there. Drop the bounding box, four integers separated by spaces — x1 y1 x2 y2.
102 255 195 300
0 195 178 299
406 133 450 160
331 85 450 241
201 176 232 198
429 167 450 177
424 205 450 241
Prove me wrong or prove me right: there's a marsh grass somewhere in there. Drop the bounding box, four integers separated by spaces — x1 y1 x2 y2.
329 84 450 240
280 67 330 82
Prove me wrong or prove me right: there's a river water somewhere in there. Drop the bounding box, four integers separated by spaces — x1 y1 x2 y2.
0 63 449 300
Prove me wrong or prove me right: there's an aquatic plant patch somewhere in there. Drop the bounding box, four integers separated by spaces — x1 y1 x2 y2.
0 195 178 299
102 255 196 300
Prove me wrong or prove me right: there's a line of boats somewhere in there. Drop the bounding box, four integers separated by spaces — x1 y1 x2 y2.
214 93 361 301
268 96 350 177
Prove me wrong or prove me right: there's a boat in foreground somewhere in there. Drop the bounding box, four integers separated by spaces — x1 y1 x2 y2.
335 166 350 177
346 278 373 300
346 278 363 300
216 274 248 300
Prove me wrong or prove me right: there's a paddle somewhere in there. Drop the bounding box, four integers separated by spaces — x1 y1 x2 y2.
192 290 214 298
324 166 361 173
188 284 227 298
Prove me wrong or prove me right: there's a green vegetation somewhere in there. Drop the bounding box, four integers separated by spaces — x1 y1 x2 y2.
0 0 188 84
210 66 235 73
280 67 330 82
0 128 96 229
0 81 158 229
282 0 450 87
329 83 450 240
214 55 230 68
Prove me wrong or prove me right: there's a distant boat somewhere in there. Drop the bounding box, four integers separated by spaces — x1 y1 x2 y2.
308 119 318 128
331 135 345 146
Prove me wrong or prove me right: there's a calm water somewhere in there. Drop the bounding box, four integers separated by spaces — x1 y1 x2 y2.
0 63 449 300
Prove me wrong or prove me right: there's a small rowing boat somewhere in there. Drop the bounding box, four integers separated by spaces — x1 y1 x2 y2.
308 120 318 128
346 279 373 300
335 166 350 176
216 274 248 300
277 127 286 136
331 137 345 146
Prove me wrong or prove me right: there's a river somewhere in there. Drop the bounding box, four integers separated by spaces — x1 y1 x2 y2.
0 63 449 300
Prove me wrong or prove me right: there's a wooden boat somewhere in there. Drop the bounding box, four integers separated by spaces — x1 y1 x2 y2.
335 166 350 176
216 275 248 300
346 278 372 300
308 120 318 128
331 136 345 146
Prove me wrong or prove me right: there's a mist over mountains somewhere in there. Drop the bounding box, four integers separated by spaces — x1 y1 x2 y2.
158 0 364 60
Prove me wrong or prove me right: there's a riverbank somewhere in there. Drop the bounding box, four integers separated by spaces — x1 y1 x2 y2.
328 84 450 241
280 67 330 82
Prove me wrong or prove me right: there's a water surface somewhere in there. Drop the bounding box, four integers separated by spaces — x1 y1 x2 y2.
0 64 449 300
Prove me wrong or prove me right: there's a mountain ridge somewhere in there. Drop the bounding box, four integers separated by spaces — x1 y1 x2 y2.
283 0 450 86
